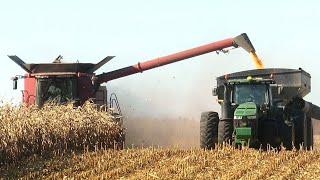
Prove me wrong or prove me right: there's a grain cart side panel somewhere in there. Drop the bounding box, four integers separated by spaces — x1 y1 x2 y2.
216 68 311 102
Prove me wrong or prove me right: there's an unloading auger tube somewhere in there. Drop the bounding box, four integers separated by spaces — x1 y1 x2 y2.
95 33 255 85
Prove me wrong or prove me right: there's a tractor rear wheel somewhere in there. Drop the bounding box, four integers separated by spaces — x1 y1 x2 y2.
218 119 233 144
281 121 293 150
200 111 219 149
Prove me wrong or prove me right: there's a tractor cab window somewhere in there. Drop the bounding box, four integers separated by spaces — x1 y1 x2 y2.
36 77 76 106
233 84 269 105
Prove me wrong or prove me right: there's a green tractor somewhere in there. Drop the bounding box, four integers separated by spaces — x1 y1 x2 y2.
200 68 320 150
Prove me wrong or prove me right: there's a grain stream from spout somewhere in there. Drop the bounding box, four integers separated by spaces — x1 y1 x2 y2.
250 52 264 69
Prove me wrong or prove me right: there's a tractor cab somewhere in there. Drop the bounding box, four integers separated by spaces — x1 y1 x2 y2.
234 84 267 105
228 77 273 106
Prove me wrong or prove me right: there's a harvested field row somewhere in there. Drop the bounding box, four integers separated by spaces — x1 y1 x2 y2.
2 145 320 179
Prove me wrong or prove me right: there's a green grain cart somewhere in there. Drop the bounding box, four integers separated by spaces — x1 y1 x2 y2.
200 68 320 150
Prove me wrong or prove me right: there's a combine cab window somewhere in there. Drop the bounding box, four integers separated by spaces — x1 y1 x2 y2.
36 78 76 106
233 84 269 105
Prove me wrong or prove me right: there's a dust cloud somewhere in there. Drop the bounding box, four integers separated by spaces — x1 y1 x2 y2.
107 80 211 148
124 117 199 148
107 71 217 148
314 119 320 135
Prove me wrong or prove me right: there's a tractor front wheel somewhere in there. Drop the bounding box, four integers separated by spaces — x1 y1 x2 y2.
200 111 219 149
218 119 233 145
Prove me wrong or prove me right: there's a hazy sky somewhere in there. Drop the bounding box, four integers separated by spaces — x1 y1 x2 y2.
1 0 319 118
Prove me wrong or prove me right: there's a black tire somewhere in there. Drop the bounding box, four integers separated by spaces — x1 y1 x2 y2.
293 111 313 150
293 110 304 149
304 116 313 150
200 111 219 149
281 121 293 150
218 118 233 144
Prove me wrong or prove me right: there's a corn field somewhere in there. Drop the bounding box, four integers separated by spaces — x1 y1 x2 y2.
0 102 123 164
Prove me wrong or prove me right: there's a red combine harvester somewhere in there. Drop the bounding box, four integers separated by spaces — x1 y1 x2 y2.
9 33 256 134
10 33 255 107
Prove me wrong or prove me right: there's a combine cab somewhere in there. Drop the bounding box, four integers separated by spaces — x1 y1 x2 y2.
201 68 320 150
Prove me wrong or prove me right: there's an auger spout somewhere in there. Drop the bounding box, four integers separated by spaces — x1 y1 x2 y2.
97 33 255 84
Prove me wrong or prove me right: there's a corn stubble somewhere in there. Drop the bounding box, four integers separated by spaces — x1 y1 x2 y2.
0 102 123 164
2 145 320 179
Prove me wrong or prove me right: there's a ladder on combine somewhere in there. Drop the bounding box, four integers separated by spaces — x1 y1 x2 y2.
109 93 123 125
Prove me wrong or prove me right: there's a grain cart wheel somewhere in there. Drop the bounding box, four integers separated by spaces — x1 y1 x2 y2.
200 111 219 149
293 110 304 149
303 116 313 150
292 111 313 150
218 119 233 145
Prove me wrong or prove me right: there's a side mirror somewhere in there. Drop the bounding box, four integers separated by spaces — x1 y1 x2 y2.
212 87 218 96
12 77 18 90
